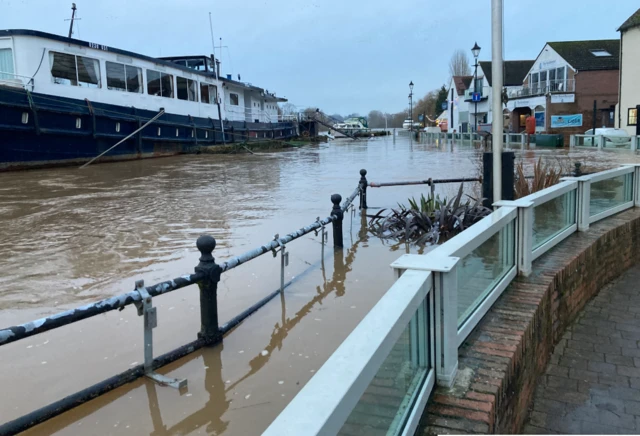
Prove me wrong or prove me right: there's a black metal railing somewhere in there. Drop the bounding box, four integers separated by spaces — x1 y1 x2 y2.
0 185 360 436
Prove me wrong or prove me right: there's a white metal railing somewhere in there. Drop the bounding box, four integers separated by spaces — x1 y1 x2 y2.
0 71 34 91
266 165 640 435
570 134 604 148
570 134 637 151
508 79 576 99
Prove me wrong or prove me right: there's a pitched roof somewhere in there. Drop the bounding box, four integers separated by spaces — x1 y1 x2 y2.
452 76 473 95
547 40 620 71
618 7 640 32
478 60 535 86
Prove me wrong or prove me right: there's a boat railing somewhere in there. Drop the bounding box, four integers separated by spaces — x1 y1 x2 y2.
0 72 34 91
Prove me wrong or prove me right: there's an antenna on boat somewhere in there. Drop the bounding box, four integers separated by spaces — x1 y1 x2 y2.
208 12 217 79
67 3 77 38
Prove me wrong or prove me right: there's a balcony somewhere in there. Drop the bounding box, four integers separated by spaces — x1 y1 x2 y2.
463 88 486 102
508 79 575 99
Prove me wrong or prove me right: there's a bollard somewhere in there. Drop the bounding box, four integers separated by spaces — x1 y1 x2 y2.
574 162 583 177
195 235 223 344
359 169 368 209
331 194 344 248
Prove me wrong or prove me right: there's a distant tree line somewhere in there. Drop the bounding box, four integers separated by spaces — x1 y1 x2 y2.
363 85 449 129
292 48 471 129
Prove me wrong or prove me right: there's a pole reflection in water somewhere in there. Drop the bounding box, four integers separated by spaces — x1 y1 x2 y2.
145 343 230 435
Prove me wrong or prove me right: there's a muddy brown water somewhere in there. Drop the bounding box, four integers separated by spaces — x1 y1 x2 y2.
1 135 639 435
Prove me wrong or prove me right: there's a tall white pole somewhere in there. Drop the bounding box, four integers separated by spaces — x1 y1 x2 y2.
491 0 504 204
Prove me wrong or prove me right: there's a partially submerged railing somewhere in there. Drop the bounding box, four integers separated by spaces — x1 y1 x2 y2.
0 185 362 435
570 134 638 150
422 131 527 146
266 164 640 435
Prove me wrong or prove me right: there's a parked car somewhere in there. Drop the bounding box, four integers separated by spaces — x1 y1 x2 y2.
583 128 631 147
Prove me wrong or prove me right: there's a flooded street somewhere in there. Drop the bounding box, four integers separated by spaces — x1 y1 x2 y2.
2 134 640 435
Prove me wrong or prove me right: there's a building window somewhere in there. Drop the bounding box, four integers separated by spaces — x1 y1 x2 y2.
200 83 218 104
177 77 198 101
629 108 638 126
147 69 173 98
106 61 142 93
50 51 101 88
230 93 239 106
531 72 539 94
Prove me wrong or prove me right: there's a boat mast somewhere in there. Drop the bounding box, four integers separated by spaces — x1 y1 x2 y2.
68 3 77 38
208 12 217 79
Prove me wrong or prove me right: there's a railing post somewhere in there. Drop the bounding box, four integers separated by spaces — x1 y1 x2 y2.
434 266 459 388
331 194 344 248
598 135 605 149
359 169 368 210
577 179 591 231
391 254 459 388
195 235 223 344
495 199 533 276
633 165 640 207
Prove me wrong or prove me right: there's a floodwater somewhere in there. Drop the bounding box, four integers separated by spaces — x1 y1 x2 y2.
1 134 640 435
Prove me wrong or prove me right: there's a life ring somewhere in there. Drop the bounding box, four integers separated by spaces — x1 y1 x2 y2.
302 131 310 137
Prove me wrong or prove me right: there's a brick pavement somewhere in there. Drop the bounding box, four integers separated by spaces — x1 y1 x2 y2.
524 266 640 434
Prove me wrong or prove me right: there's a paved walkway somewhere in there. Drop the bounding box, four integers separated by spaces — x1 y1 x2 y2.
524 265 640 434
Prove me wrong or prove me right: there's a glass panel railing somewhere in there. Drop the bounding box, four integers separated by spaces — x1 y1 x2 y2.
339 301 430 436
533 189 577 250
574 135 600 147
602 136 633 149
456 221 516 326
590 173 634 217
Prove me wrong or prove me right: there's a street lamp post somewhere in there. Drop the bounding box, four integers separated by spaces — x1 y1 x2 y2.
409 81 414 131
471 42 481 132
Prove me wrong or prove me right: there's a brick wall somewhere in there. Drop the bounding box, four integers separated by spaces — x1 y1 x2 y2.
546 70 619 143
419 208 640 435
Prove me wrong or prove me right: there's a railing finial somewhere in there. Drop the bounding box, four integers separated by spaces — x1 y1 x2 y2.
196 235 216 262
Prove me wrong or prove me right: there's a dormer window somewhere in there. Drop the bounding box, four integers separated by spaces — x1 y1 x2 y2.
590 49 612 57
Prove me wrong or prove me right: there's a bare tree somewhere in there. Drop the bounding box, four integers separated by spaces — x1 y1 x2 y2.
449 50 471 78
281 103 298 115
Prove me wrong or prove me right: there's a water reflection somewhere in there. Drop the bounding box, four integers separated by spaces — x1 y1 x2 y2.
145 345 229 435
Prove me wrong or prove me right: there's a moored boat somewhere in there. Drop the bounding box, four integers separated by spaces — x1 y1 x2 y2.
0 29 296 170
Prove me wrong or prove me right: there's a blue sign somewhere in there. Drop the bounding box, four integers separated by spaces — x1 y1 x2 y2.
535 112 545 127
441 102 448 110
418 114 424 121
472 92 481 102
551 114 583 128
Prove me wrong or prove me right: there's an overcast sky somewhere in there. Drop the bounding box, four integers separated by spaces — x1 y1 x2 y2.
1 0 638 115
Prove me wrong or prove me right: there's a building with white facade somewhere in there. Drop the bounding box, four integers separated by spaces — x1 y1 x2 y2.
446 76 472 132
506 40 619 140
617 8 640 136
476 60 534 131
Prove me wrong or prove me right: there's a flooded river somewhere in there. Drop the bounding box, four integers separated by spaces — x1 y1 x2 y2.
2 134 640 435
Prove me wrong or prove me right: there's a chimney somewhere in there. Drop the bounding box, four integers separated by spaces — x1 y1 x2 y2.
216 59 221 79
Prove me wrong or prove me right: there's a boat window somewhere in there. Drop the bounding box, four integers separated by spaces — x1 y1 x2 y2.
106 61 142 93
177 77 198 102
147 69 173 98
50 51 101 88
200 83 218 104
230 93 239 106
200 83 209 104
0 48 14 80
